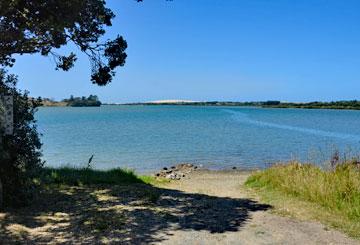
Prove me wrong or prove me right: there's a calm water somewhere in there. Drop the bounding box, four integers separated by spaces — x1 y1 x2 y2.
36 105 360 173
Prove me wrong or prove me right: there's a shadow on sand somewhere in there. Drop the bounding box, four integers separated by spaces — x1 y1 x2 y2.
0 181 271 244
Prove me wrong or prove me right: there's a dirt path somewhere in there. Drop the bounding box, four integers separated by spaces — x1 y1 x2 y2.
157 170 358 245
0 170 358 244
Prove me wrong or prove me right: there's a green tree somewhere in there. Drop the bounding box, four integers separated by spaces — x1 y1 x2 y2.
88 95 99 101
0 69 42 207
0 0 132 86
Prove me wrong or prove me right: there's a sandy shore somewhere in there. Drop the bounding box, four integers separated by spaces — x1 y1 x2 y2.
159 170 358 244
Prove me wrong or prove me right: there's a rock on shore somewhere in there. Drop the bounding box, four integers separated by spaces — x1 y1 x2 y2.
155 163 198 180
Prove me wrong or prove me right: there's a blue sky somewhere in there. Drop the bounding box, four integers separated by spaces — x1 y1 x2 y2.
10 0 360 103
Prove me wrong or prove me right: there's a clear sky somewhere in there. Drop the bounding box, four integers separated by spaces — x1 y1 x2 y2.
10 0 360 103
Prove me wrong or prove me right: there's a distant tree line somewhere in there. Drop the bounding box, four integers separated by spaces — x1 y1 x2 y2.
263 100 360 110
125 100 360 110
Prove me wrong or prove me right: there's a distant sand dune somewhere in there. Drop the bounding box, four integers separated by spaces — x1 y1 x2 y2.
149 100 198 104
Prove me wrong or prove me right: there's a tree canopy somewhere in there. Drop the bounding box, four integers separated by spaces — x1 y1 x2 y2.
0 0 134 86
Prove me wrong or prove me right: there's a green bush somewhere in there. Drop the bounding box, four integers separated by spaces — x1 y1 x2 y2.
0 69 43 206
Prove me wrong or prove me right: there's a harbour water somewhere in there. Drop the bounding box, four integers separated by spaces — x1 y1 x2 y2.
36 105 360 173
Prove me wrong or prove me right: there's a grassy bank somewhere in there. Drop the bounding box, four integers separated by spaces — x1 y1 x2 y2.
38 167 167 213
245 161 360 238
40 167 164 186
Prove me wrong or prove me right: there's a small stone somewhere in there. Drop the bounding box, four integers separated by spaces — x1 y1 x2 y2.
232 166 237 170
163 167 168 170
166 173 176 179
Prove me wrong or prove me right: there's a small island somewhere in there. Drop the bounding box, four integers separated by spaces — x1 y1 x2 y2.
39 95 102 107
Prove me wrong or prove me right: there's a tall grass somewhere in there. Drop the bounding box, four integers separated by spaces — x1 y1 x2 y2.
246 160 360 236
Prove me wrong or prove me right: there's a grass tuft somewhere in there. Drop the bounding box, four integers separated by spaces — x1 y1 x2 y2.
245 160 360 238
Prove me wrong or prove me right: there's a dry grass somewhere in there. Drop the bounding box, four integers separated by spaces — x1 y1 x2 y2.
245 160 360 238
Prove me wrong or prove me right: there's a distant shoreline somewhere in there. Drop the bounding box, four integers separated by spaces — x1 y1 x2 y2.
103 100 360 110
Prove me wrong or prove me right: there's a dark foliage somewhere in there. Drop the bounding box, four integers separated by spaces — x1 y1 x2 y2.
263 100 281 106
63 94 102 107
0 0 130 85
0 69 43 206
265 100 360 110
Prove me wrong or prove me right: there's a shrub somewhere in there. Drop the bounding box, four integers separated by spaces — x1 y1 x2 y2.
0 69 43 206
